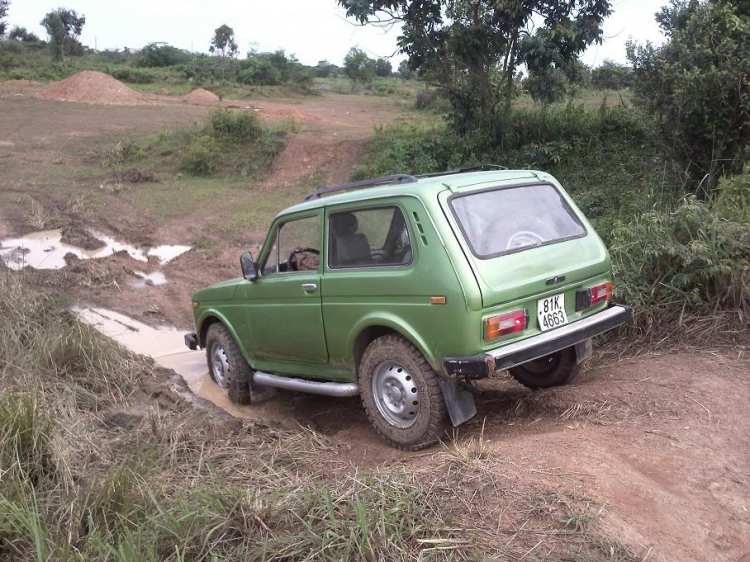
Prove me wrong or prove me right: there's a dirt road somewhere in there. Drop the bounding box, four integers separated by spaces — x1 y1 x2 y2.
2 81 749 561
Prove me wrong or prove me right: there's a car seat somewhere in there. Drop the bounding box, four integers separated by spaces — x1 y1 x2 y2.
330 213 371 266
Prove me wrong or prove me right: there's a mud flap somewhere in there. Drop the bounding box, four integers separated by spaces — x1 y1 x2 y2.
575 338 593 364
438 377 477 427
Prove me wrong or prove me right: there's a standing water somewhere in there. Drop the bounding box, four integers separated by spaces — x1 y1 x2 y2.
0 228 191 271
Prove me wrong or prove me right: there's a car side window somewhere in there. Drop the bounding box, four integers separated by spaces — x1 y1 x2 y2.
261 215 320 275
328 206 412 268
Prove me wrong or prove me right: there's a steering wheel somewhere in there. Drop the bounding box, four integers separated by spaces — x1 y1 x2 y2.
482 214 557 254
506 230 546 250
288 247 320 271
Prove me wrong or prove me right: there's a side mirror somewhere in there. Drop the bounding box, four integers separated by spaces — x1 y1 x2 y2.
240 252 258 281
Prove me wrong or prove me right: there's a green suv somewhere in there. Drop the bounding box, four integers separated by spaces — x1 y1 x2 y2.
185 166 631 450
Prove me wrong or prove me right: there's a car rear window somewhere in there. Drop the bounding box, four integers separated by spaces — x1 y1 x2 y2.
449 183 586 258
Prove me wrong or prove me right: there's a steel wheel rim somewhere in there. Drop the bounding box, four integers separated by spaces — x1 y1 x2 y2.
210 343 230 388
372 361 420 429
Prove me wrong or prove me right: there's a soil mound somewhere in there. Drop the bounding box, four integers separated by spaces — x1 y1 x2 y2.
182 88 220 105
38 71 149 105
61 226 105 251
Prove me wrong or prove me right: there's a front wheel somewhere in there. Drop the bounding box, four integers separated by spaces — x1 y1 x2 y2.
508 347 579 390
205 323 253 405
359 335 449 450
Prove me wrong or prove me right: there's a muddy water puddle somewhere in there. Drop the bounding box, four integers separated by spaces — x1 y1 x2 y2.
128 270 168 288
0 228 190 272
74 306 296 427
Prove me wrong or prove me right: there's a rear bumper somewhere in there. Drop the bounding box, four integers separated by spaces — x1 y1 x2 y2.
443 304 632 378
184 332 199 351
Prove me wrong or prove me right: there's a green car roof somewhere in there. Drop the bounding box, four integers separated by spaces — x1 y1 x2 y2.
278 169 548 218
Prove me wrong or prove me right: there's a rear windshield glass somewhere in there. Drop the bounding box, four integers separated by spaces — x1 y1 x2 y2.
450 184 586 258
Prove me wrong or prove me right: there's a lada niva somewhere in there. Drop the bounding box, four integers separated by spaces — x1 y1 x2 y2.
185 166 631 449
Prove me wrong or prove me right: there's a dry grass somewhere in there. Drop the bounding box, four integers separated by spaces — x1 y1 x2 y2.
560 401 613 421
111 168 158 183
15 196 62 230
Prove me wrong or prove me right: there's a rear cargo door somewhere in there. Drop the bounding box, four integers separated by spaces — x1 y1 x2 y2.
438 181 611 310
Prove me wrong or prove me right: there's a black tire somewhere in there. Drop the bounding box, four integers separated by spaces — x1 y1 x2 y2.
205 323 253 405
508 346 579 390
358 335 449 450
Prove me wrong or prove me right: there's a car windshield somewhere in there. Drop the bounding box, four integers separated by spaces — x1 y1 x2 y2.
450 183 586 258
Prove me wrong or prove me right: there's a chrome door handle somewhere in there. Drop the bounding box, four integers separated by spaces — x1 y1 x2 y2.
301 283 317 292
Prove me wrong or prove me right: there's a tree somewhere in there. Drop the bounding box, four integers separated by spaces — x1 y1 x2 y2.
315 59 334 77
374 58 392 77
338 0 611 127
627 0 750 193
210 24 238 58
9 26 41 43
40 8 85 61
343 47 376 89
397 59 416 80
0 0 9 36
526 68 568 106
590 60 633 90
41 12 65 61
54 8 85 38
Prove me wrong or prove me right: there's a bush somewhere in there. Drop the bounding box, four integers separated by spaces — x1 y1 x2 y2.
714 165 750 223
101 140 145 166
108 67 156 84
182 135 219 175
525 68 568 106
237 50 308 88
611 197 750 335
138 42 189 68
355 102 648 179
238 57 283 86
590 60 633 90
207 108 263 144
414 89 438 110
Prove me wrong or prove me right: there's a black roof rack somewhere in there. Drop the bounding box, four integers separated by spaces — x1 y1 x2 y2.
302 164 506 201
416 164 507 179
304 174 417 201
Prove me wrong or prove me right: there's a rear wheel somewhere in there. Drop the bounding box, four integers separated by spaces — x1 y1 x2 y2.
205 323 253 405
359 335 449 450
508 347 579 390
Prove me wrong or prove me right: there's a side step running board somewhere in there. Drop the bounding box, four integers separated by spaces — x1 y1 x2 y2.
252 371 360 397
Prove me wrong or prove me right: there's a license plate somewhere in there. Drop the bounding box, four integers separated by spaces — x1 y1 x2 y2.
537 293 568 332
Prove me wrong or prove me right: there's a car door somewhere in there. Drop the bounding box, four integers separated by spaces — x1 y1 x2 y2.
244 211 328 364
321 202 421 362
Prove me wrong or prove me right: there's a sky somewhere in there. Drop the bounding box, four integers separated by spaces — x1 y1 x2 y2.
8 0 665 68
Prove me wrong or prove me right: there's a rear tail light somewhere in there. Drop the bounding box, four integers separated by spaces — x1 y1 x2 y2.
590 281 613 305
576 281 613 311
485 309 527 340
